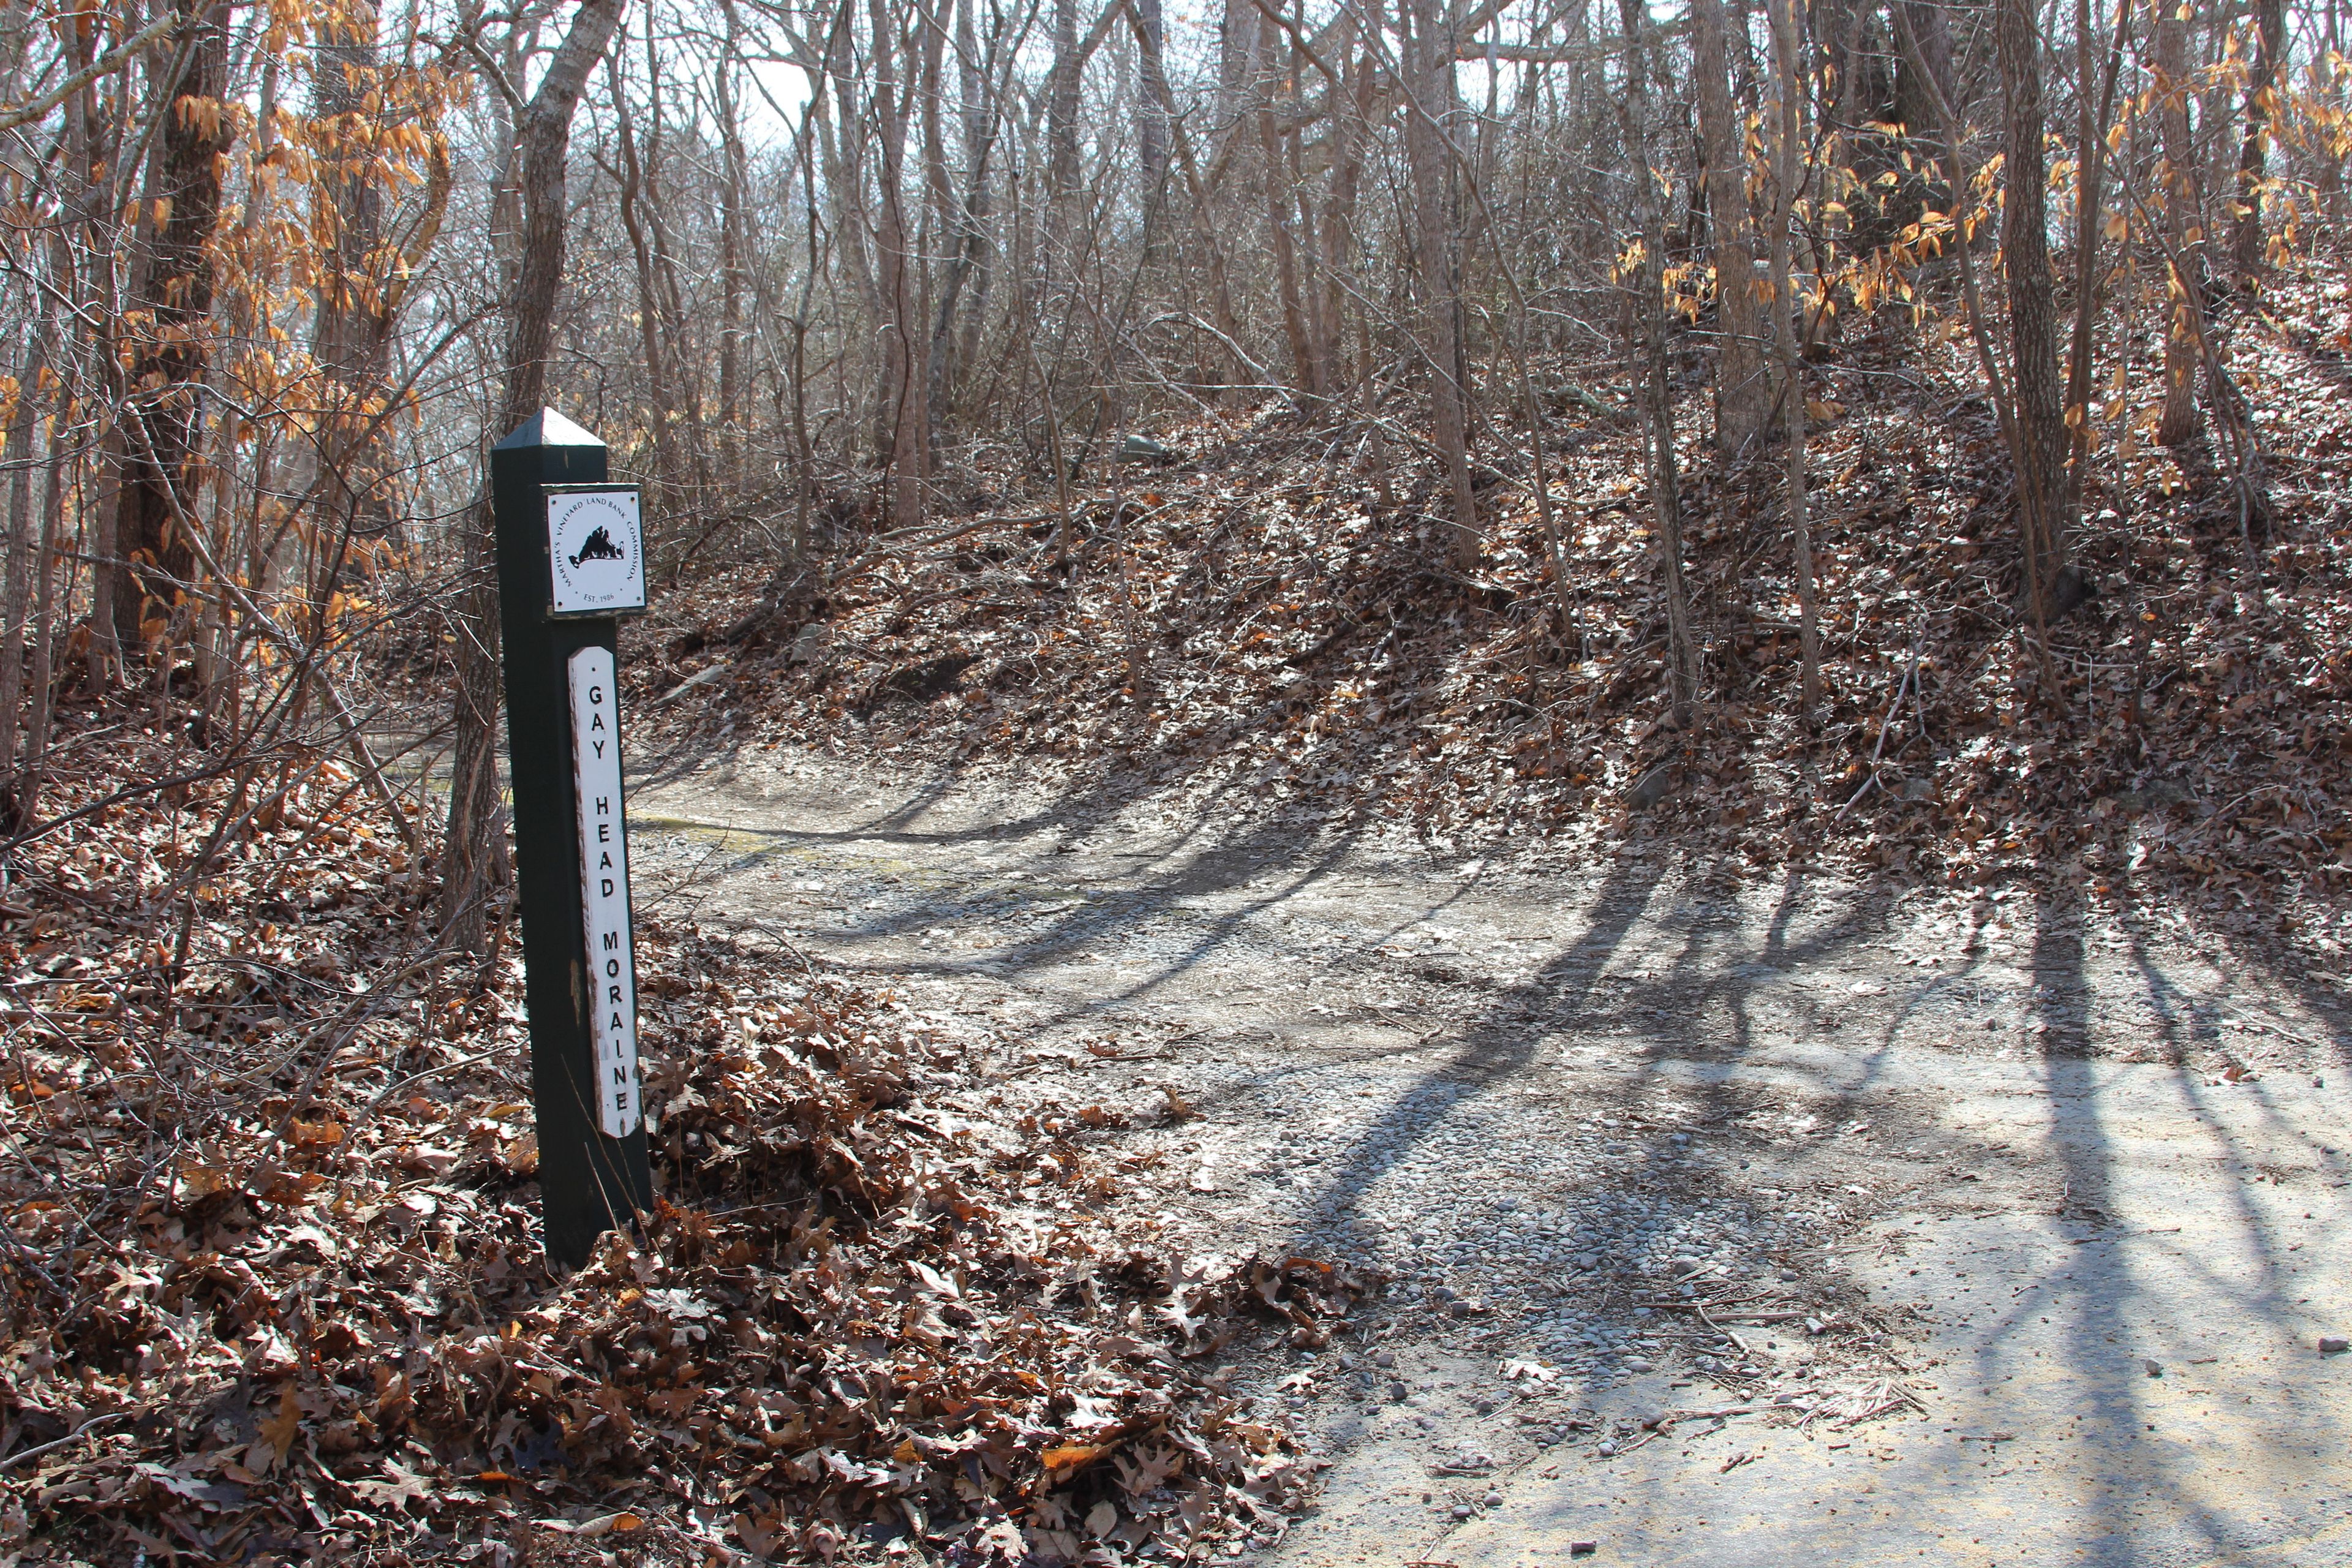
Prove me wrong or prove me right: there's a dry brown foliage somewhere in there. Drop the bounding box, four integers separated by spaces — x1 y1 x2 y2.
0 730 1376 1562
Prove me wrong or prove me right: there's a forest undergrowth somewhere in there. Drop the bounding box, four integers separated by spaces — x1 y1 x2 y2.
633 260 2352 960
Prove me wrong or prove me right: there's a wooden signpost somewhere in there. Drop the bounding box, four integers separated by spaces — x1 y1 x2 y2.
491 409 653 1267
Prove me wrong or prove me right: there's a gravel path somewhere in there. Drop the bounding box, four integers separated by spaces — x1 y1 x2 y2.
634 744 2352 1568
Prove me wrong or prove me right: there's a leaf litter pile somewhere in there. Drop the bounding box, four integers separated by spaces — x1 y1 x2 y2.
0 724 1378 1563
635 264 2352 954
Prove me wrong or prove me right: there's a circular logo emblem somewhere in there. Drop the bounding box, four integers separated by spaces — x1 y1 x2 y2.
548 490 644 614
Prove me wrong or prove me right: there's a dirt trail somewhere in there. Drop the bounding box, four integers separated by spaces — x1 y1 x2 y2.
635 745 2352 1568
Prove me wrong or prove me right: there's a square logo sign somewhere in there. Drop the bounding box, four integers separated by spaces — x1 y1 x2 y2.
546 488 646 616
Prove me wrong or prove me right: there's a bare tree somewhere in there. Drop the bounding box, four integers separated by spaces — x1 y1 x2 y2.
443 0 631 952
1617 0 1697 720
869 0 927 528
1766 0 1819 715
1254 10 1322 398
1400 0 1480 572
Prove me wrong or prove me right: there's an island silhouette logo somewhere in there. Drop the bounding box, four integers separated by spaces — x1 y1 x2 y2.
570 526 626 568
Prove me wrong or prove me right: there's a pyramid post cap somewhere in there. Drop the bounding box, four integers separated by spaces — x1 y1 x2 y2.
493 407 605 451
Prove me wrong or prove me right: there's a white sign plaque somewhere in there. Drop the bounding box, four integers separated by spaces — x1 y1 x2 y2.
567 645 642 1137
547 488 646 616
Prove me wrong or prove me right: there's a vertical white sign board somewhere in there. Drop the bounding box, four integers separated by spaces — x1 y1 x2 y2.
567 646 641 1137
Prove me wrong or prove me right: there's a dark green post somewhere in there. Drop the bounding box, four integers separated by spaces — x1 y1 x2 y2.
492 408 653 1268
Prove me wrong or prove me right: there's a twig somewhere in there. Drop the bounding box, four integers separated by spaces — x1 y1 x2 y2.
339 1044 511 1153
0 1410 129 1472
0 13 181 134
1645 1303 1811 1323
1697 1302 1755 1357
1833 628 1924 823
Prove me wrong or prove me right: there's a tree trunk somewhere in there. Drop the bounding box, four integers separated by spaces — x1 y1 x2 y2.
441 0 628 952
1996 0 2067 623
1766 0 1820 714
1691 0 1774 457
1136 0 1172 252
16 404 61 827
1894 0 1958 124
927 0 1004 432
1318 21 1369 391
1402 0 1479 571
634 34 712 505
2061 0 2124 526
610 49 682 503
311 0 390 545
69 45 116 690
914 0 948 458
1219 0 1253 120
1289 121 1333 395
954 0 997 388
870 0 926 529
2230 0 2285 287
1120 0 1246 391
1256 12 1320 398
1618 0 1698 720
0 341 39 802
717 0 748 487
114 0 235 654
1049 0 1082 200
2155 0 2204 445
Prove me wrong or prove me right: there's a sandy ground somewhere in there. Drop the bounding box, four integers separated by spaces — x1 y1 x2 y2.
632 742 2352 1568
